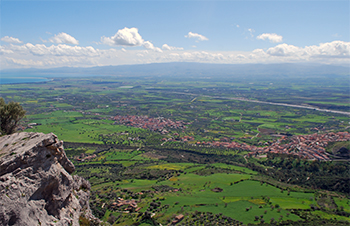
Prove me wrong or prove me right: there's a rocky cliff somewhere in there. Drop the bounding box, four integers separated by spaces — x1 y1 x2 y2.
0 132 96 226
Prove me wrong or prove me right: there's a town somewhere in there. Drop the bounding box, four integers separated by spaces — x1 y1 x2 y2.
110 114 349 161
174 132 350 161
112 115 189 133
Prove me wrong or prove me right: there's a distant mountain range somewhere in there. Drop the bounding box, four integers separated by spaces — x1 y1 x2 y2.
2 62 349 78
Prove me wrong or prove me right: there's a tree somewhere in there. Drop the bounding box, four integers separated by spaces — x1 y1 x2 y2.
0 98 26 135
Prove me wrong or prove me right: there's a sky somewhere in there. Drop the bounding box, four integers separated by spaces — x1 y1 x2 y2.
0 0 349 69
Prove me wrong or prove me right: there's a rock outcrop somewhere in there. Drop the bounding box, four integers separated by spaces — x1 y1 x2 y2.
0 132 95 226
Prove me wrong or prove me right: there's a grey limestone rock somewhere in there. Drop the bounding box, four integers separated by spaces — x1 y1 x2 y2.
0 132 96 226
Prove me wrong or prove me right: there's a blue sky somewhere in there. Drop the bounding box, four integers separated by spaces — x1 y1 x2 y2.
1 1 349 69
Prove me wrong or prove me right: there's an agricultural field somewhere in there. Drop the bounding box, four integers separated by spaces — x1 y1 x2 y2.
1 74 350 225
69 146 349 226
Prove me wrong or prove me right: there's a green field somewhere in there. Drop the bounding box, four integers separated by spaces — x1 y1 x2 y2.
90 171 318 225
26 112 144 143
1 75 349 225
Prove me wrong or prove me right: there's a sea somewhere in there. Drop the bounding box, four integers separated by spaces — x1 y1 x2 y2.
0 74 51 85
0 73 102 85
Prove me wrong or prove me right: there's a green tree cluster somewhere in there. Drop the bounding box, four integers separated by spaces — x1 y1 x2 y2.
0 98 26 135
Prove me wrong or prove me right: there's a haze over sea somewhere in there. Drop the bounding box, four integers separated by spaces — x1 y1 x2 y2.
0 74 51 85
0 72 101 85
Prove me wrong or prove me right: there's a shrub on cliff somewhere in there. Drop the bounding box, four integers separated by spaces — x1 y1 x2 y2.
0 97 26 135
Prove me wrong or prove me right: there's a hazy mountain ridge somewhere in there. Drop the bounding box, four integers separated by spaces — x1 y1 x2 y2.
2 63 349 78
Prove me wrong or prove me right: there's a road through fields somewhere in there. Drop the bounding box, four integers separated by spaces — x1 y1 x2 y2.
164 91 350 116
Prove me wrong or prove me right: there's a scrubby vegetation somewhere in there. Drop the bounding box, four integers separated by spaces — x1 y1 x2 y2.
0 97 26 135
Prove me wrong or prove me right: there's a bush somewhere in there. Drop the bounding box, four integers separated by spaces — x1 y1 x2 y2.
0 98 26 135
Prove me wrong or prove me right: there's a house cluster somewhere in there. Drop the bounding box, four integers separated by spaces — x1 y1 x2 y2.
247 132 350 160
180 136 195 142
110 198 140 212
174 136 255 150
201 140 255 150
172 214 184 224
161 135 195 143
75 153 97 162
112 115 189 132
177 131 349 161
21 122 42 130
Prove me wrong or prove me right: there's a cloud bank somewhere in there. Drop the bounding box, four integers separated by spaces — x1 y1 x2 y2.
1 36 23 44
162 44 184 51
266 41 350 58
11 43 100 57
1 30 349 69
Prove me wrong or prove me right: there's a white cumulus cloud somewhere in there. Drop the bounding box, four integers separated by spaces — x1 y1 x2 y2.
263 41 350 61
8 43 100 57
257 33 283 43
0 45 14 55
185 32 208 41
6 57 44 66
1 36 23 44
48 32 79 45
101 27 163 52
143 41 162 53
1 38 349 69
162 44 184 51
101 27 144 46
266 43 301 56
304 41 350 58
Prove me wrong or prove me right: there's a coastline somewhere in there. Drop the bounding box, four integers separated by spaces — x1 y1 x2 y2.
0 77 52 85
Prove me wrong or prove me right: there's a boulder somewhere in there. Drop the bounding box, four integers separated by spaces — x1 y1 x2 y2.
0 132 96 226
